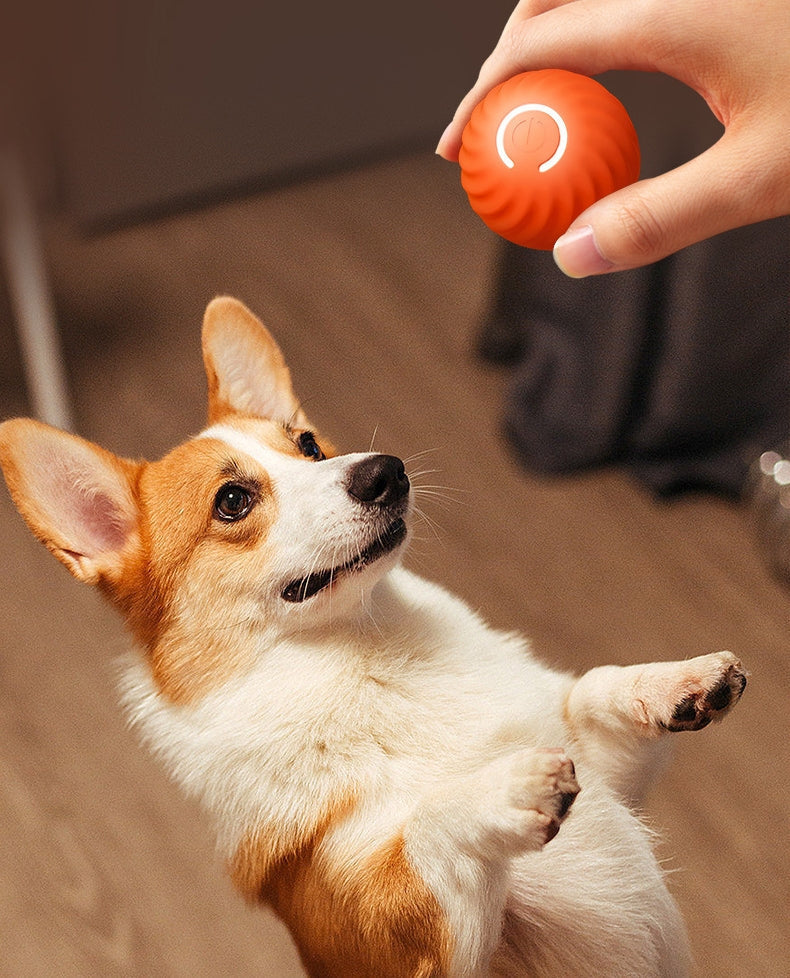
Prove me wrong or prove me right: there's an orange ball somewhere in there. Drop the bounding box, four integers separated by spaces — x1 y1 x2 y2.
459 70 640 250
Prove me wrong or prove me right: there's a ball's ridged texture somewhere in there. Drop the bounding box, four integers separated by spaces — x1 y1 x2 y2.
459 70 641 250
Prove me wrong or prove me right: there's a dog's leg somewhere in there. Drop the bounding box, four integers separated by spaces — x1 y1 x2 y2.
242 749 578 978
405 747 579 978
564 651 747 804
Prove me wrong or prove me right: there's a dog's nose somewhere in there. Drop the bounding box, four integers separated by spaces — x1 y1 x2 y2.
346 454 410 506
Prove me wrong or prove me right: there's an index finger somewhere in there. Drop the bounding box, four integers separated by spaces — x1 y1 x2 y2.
436 0 581 160
436 0 654 161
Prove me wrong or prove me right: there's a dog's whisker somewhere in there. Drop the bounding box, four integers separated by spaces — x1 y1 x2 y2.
405 469 444 485
411 484 465 501
409 478 467 494
411 508 445 541
402 448 439 467
411 490 466 519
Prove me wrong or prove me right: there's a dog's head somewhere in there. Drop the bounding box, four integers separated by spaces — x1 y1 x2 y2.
0 297 411 701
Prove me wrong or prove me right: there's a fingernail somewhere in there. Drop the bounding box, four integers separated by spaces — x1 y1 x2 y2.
435 123 455 158
553 226 614 278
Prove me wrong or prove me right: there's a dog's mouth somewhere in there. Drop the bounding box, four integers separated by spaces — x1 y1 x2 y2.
281 518 408 603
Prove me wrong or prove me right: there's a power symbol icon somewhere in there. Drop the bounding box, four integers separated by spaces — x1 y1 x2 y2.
496 103 568 173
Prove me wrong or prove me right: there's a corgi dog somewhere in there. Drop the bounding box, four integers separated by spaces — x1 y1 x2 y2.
0 297 747 978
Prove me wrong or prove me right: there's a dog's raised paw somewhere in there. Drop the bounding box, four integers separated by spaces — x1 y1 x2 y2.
494 748 581 850
661 652 748 732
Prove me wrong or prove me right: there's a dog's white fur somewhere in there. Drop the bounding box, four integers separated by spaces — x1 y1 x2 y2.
0 297 747 978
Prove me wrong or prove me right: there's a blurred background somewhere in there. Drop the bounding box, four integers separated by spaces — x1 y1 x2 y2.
5 0 518 226
1 2 788 976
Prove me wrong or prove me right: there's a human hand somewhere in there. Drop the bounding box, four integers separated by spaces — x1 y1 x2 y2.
436 0 790 277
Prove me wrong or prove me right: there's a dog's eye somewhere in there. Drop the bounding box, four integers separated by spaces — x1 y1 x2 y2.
213 483 254 522
298 431 325 462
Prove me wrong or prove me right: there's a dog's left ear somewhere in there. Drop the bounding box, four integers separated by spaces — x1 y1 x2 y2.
0 419 141 586
202 296 305 425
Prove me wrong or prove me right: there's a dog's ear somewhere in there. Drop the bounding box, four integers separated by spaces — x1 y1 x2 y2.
0 419 141 585
202 296 305 425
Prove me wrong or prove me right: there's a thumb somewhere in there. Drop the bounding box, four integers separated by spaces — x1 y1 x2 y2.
552 130 776 277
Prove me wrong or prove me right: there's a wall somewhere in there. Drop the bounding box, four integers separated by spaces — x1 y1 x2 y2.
25 0 514 225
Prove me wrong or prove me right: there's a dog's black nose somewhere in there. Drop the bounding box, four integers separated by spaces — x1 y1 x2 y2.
346 454 410 506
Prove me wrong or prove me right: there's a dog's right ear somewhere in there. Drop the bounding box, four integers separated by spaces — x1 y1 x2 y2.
0 419 141 586
202 296 306 426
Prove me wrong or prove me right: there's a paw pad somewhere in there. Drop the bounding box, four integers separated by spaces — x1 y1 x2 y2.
663 661 747 732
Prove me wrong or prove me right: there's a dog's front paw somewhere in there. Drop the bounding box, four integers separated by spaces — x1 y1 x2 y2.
655 651 748 732
484 748 580 854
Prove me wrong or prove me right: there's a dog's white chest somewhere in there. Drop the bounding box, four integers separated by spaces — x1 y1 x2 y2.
121 568 570 852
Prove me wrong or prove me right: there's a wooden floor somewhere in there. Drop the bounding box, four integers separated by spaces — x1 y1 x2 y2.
1 153 788 977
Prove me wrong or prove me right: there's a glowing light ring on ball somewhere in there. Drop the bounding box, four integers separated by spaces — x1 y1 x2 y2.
496 103 568 172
